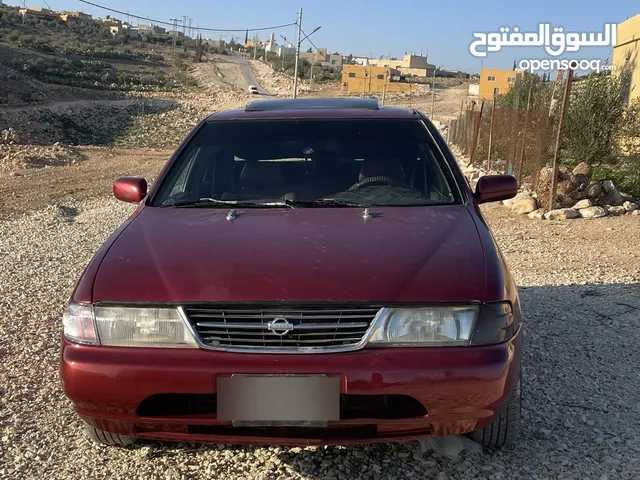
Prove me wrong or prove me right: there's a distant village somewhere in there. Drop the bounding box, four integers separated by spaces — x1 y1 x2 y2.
15 5 474 96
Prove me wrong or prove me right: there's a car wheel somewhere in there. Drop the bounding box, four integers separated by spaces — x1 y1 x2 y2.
467 369 521 450
84 425 137 447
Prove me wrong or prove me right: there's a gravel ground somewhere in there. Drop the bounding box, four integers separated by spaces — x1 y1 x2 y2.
1 197 640 480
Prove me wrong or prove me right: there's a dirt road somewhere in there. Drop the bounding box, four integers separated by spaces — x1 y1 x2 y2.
0 146 172 220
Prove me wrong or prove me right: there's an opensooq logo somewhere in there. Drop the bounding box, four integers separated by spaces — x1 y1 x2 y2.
469 23 617 58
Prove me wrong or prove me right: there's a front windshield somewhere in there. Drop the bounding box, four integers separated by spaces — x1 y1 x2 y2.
150 118 461 208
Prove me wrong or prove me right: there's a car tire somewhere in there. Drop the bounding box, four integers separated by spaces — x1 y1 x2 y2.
467 369 521 450
84 425 137 447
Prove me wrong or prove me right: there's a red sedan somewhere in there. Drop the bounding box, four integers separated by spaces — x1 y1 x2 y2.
59 97 524 449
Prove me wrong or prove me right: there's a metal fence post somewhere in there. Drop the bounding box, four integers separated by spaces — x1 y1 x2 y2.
486 97 496 172
548 69 574 212
507 73 522 175
470 101 485 165
516 83 533 185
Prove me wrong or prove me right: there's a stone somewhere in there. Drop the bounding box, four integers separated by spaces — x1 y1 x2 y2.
570 173 590 187
572 162 591 177
623 201 638 212
544 208 580 220
510 197 538 214
528 208 546 219
604 188 624 206
586 182 603 198
632 210 640 215
579 206 607 219
608 206 626 216
558 194 576 208
602 180 616 193
538 166 554 184
558 165 571 180
573 199 593 209
502 191 533 208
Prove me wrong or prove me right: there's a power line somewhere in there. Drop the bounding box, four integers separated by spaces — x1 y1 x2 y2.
300 27 324 59
77 0 296 32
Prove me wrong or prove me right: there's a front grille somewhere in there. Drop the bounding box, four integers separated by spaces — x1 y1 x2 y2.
182 304 381 352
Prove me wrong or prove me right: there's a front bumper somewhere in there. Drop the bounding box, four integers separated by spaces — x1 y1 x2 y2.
60 326 522 446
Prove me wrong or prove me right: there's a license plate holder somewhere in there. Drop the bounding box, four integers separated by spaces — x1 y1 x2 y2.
217 374 340 425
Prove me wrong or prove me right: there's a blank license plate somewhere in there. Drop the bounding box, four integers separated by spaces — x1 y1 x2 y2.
217 375 340 424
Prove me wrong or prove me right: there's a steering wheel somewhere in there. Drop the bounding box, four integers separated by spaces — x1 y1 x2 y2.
347 175 413 191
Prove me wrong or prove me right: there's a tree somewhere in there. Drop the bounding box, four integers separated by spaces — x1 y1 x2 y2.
496 71 554 111
512 59 516 70
306 47 312 53
195 34 204 62
244 29 248 45
563 71 628 167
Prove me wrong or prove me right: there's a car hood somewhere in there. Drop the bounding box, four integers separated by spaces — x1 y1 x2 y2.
93 205 487 303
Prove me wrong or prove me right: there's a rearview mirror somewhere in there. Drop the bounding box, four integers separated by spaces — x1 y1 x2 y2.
474 175 518 204
113 177 148 203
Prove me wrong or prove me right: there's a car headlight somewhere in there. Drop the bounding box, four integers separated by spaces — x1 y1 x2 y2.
368 302 514 346
62 303 198 348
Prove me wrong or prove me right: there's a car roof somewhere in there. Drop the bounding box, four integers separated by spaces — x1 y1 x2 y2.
206 97 421 121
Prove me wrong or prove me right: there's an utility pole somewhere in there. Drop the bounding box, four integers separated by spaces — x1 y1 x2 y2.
310 52 314 86
381 69 388 105
361 68 367 98
293 8 302 99
170 17 182 56
280 35 288 71
188 18 193 37
182 15 187 36
430 68 436 117
253 32 259 59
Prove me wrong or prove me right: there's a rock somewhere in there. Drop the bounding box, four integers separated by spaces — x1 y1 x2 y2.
586 182 603 198
538 166 554 184
602 180 616 193
557 194 576 208
573 199 593 209
604 188 624 206
511 197 538 214
544 208 580 220
623 201 638 212
607 206 626 216
632 210 640 215
570 173 590 187
572 162 591 177
502 191 533 208
528 208 546 219
579 206 607 219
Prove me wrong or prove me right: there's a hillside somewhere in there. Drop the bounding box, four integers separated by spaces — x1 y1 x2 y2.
0 4 212 105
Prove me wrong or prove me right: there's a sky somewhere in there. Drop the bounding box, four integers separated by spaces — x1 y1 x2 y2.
7 0 640 73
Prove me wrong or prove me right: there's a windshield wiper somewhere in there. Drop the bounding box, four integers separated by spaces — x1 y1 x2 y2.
164 198 295 208
284 198 365 207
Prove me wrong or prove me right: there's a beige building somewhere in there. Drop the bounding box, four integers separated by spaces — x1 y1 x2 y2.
299 48 328 64
59 11 93 23
19 7 58 20
99 17 121 27
368 54 435 77
341 65 412 94
139 24 166 35
613 13 640 105
478 68 517 100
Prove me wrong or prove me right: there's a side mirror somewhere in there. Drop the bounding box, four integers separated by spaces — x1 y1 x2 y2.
474 174 518 204
113 177 147 203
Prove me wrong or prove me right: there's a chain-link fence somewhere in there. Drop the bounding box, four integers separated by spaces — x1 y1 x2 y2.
447 99 561 194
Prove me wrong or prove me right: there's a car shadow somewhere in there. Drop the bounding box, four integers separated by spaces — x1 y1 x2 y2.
130 282 640 479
